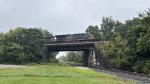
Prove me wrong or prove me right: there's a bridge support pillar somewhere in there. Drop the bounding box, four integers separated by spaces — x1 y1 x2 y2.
44 46 49 62
83 50 90 67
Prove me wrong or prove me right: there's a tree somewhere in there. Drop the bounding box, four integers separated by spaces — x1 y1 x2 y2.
98 33 136 70
114 21 127 39
65 51 83 63
0 27 57 64
39 28 52 36
86 25 102 40
136 13 150 58
101 16 115 41
125 18 142 48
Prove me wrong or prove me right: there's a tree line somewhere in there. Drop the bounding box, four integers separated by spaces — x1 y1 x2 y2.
0 28 57 64
58 51 83 63
63 9 150 74
85 9 150 74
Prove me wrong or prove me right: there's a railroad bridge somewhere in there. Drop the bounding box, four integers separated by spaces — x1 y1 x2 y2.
44 34 110 67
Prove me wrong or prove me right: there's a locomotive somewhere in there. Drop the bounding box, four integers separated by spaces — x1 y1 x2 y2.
44 33 95 43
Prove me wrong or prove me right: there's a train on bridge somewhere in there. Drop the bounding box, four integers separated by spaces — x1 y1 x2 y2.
44 33 95 43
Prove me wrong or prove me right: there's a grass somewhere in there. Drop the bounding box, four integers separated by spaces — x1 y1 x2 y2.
0 65 136 84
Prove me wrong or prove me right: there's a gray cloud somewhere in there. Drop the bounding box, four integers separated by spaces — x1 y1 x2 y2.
0 0 150 35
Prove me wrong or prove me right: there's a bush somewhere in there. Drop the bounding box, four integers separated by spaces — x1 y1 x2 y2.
142 62 150 74
133 61 144 73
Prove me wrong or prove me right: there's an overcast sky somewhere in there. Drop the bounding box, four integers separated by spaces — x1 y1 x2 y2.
0 0 150 35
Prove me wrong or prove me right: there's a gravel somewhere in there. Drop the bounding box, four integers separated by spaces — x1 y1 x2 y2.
95 68 150 84
76 66 150 84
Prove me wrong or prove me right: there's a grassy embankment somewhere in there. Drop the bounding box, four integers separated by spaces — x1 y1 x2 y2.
0 64 135 84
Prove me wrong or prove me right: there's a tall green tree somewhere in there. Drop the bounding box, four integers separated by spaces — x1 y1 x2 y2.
101 16 115 41
86 25 102 40
136 12 150 58
125 18 142 48
114 21 127 39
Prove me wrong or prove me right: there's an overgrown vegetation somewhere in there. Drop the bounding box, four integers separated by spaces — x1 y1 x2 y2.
87 9 150 74
0 65 135 84
0 27 58 64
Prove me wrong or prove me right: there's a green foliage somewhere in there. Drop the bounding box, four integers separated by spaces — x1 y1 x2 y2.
101 16 115 41
86 25 102 40
98 34 133 70
0 27 57 64
114 21 127 39
133 60 150 74
133 61 144 73
95 9 150 74
137 33 150 58
142 62 150 74
62 51 83 63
